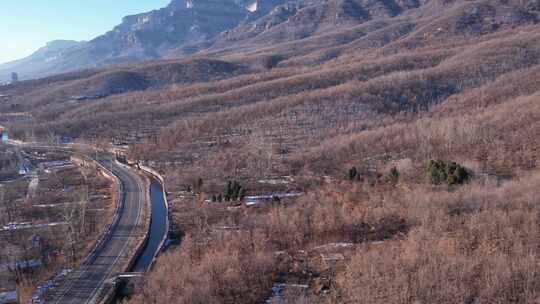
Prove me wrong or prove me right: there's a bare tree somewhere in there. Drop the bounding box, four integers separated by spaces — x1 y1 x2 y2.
45 130 60 146
61 200 82 266
78 185 89 237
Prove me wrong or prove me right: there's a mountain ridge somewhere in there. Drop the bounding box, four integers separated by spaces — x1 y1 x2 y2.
0 0 255 81
1 0 539 83
0 0 433 81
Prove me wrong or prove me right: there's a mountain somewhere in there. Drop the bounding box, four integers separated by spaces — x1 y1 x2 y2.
0 40 85 81
0 0 421 81
0 0 255 81
5 0 403 81
2 0 539 139
210 0 422 50
3 0 540 81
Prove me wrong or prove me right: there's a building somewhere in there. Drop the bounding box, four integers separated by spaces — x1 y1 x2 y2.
18 164 29 176
10 72 18 84
0 127 7 143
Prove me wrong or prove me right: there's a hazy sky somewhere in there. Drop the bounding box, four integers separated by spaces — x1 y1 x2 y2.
0 0 170 64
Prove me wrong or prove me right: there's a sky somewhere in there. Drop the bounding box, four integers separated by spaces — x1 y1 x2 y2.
0 0 170 64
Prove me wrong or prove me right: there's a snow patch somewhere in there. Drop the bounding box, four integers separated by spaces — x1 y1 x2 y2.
0 258 42 272
314 242 354 250
27 174 39 199
1 221 68 231
45 55 59 63
265 283 309 303
245 192 304 206
245 200 259 206
245 192 303 200
321 253 345 262
0 291 17 303
257 177 293 185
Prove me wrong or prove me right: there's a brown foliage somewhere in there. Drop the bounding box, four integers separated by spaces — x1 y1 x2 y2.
130 233 274 304
337 172 540 304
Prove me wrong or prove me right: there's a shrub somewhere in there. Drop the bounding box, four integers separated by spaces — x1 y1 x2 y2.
427 160 470 185
388 167 400 184
261 55 283 70
131 234 275 304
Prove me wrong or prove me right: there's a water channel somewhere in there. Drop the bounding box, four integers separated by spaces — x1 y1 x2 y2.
131 178 168 272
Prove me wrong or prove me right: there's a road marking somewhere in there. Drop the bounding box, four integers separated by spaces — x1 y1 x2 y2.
84 167 144 303
51 162 146 304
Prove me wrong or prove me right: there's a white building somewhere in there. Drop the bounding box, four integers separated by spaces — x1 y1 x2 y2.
0 127 8 142
10 72 18 84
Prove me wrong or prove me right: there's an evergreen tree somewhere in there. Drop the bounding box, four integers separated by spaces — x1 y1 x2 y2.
223 180 246 201
225 181 233 200
388 167 400 184
232 181 241 201
427 160 470 186
197 178 203 189
348 166 358 181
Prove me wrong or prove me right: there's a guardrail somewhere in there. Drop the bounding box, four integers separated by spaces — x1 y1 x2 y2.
94 160 148 304
76 155 124 268
100 164 169 304
116 163 152 272
18 145 149 304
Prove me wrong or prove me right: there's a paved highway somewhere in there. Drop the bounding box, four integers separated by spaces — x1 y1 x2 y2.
44 157 146 304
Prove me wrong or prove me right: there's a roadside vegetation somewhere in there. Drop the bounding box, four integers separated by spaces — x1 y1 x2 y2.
0 148 116 302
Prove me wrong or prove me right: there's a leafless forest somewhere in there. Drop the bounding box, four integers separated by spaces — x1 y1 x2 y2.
1 0 540 303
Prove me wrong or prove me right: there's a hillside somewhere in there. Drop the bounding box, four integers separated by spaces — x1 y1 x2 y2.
2 0 540 303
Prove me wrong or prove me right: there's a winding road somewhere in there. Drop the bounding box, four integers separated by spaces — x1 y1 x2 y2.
44 156 146 304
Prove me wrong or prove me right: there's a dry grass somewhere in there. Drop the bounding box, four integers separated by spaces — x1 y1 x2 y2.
338 172 540 304
130 233 274 304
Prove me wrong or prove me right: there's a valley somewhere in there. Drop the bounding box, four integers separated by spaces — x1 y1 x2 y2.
1 0 540 303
